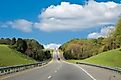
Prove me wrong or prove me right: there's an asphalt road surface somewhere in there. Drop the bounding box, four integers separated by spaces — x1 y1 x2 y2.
2 50 94 80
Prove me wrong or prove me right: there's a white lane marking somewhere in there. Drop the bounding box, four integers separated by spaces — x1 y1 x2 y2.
63 61 96 80
48 76 52 79
54 70 57 73
77 65 96 80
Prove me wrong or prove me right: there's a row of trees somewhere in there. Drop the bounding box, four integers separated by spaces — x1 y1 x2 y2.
0 38 51 61
59 17 121 60
59 38 103 59
0 38 12 45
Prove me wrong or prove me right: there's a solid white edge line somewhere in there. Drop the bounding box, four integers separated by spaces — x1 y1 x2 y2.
77 65 96 80
63 61 96 80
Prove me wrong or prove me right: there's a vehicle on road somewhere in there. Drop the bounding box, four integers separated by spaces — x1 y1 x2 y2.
58 57 60 60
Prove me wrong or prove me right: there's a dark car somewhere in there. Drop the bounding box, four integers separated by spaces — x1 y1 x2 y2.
58 58 60 60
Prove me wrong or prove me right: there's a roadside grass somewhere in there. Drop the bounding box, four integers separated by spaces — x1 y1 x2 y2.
0 45 36 66
66 60 81 63
50 49 54 55
59 50 63 55
66 48 121 68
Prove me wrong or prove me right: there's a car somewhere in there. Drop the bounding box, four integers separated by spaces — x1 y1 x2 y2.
58 58 60 60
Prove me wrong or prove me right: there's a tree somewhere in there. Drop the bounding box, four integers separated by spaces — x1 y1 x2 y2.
11 37 16 45
113 17 121 47
0 38 11 45
0 37 51 61
16 38 27 53
44 50 51 59
5 38 11 45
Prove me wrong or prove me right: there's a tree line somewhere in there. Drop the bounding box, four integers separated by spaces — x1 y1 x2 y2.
59 17 121 60
0 38 51 61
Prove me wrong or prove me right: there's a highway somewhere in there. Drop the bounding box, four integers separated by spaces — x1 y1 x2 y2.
2 50 94 80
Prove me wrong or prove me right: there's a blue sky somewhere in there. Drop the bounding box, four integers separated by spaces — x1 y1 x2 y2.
0 0 121 45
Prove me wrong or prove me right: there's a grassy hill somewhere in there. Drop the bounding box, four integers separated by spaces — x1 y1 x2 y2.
82 48 121 67
0 45 36 66
67 48 121 67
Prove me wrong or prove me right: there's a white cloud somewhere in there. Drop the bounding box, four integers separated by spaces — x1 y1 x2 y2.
35 1 121 31
6 19 33 32
1 1 121 32
87 32 102 39
44 43 61 50
87 25 115 39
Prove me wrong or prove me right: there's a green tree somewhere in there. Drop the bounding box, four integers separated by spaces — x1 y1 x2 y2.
113 17 121 47
16 38 27 53
11 37 16 45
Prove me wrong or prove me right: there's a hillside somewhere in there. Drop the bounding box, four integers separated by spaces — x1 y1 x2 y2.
0 38 51 61
0 45 36 66
60 17 121 61
67 49 121 68
59 38 103 59
82 48 121 67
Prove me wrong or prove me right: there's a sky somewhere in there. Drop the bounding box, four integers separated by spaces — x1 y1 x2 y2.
0 0 121 47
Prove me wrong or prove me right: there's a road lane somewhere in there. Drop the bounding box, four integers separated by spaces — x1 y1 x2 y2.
79 64 121 80
2 51 93 80
51 61 93 80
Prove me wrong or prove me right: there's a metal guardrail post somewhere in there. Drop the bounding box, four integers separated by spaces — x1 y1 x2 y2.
0 61 48 76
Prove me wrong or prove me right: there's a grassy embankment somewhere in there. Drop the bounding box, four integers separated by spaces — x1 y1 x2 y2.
0 45 36 66
67 48 121 67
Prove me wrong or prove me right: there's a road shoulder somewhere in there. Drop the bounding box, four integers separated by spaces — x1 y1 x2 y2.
79 64 121 80
63 61 96 80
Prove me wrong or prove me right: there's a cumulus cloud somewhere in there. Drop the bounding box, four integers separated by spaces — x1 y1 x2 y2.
44 43 61 50
35 0 121 31
5 19 33 32
87 25 115 39
1 1 121 32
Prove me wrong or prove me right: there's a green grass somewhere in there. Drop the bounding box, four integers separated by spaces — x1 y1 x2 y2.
59 50 63 55
0 45 36 66
66 60 81 63
67 49 121 68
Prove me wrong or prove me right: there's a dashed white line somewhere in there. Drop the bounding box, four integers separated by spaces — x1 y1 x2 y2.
48 76 52 79
54 70 57 73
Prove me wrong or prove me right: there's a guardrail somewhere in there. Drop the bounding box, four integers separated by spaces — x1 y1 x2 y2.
76 62 121 73
0 61 48 76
